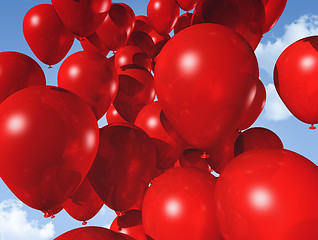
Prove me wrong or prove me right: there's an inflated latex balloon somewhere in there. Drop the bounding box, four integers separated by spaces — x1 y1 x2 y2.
215 149 318 240
135 102 182 170
175 0 198 11
63 177 104 224
234 127 283 156
54 226 135 240
179 149 212 172
58 51 118 120
106 104 127 124
80 33 110 56
88 124 157 211
115 46 152 72
0 52 46 104
274 36 318 129
192 0 265 50
96 3 135 51
155 23 259 150
0 86 99 211
143 167 221 240
113 68 155 123
174 13 193 35
262 0 287 33
125 31 154 57
147 0 179 35
238 78 266 131
111 210 148 240
51 0 111 37
23 4 74 67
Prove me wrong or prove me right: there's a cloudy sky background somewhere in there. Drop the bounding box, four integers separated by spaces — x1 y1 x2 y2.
1 0 318 239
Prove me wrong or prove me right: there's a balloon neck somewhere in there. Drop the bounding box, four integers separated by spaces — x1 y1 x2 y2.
78 37 85 41
118 211 123 216
43 211 51 218
82 221 87 225
118 226 122 231
186 11 190 16
201 152 210 159
48 65 52 69
50 215 55 219
112 51 116 55
309 124 316 130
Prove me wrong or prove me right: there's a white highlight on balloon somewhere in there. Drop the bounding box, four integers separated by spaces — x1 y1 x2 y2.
7 114 26 134
69 66 80 78
147 117 157 128
300 56 316 71
166 199 181 218
181 52 198 74
31 15 40 26
250 187 273 211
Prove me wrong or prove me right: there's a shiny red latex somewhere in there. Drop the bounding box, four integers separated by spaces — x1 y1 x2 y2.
174 13 193 35
175 0 199 11
179 149 212 172
106 104 127 125
80 33 110 56
262 0 287 33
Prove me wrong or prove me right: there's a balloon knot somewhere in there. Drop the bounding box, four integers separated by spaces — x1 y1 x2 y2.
112 51 116 55
186 11 190 16
118 226 122 231
309 124 316 130
201 152 210 159
43 212 51 218
82 221 87 225
50 215 55 219
48 65 52 69
118 211 123 216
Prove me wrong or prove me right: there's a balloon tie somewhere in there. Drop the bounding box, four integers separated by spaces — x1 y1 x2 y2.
118 211 123 216
309 124 316 130
201 152 210 159
186 11 190 16
82 221 87 225
48 65 52 69
50 215 55 219
43 211 51 218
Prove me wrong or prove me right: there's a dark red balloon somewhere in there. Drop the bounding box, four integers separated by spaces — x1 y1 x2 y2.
192 0 265 50
51 0 111 37
262 0 287 33
106 104 128 125
143 167 221 240
54 226 135 240
147 0 179 35
80 33 110 56
125 31 154 57
274 36 318 129
155 24 259 150
215 149 318 240
0 86 99 211
135 102 182 170
96 3 135 51
23 4 74 67
58 51 118 120
63 177 104 223
0 52 46 104
174 13 193 35
115 46 152 72
88 124 157 211
175 0 199 11
234 127 283 156
113 68 155 123
179 149 212 172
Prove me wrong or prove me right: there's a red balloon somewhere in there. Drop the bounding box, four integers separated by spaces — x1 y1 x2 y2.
23 4 74 67
134 16 153 33
0 86 99 211
262 0 287 33
58 51 118 120
0 52 46 104
125 31 155 57
115 46 152 72
155 24 259 150
63 177 104 224
234 127 283 156
113 68 155 123
192 0 265 50
179 149 212 172
175 0 199 11
143 167 221 240
106 104 128 125
174 13 193 35
215 149 318 240
55 226 135 240
96 3 135 51
147 0 179 35
111 210 148 240
135 102 182 170
80 33 110 56
274 36 318 129
88 124 157 211
238 78 266 131
51 0 111 37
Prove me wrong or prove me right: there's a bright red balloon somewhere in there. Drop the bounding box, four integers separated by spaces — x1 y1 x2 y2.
55 226 135 240
111 210 148 240
51 0 111 37
143 167 221 240
63 177 104 224
274 36 318 129
234 127 283 156
0 52 46 104
88 124 157 211
147 0 180 35
96 3 135 51
262 0 287 33
23 4 74 67
113 68 155 123
106 104 128 125
179 149 212 172
0 86 99 211
192 0 265 50
174 13 193 35
135 102 182 170
58 51 118 120
115 46 152 72
155 23 259 150
175 0 198 11
80 33 110 56
215 149 318 240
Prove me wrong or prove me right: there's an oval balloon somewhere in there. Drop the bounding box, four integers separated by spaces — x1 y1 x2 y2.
0 86 99 211
215 149 318 240
174 13 193 35
0 51 46 104
80 33 110 56
155 23 259 150
58 51 118 120
262 0 287 33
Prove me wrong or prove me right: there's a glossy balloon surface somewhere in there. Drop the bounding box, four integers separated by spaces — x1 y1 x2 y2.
176 0 199 11
174 13 193 35
262 0 287 33
106 104 127 124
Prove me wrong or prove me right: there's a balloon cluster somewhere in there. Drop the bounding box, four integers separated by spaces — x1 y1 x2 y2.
0 0 318 239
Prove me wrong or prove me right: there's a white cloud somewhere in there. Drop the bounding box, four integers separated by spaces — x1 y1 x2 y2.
264 84 292 121
256 15 318 76
0 199 55 240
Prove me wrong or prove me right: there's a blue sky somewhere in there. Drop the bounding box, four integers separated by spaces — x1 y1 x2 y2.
1 0 318 239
